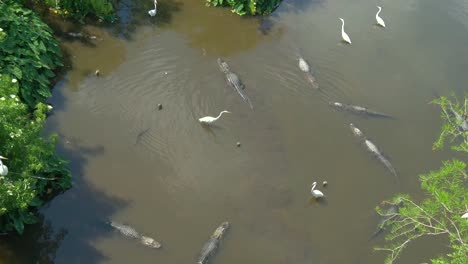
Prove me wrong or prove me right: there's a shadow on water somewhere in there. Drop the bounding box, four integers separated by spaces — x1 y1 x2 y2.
0 214 67 264
114 0 183 40
0 81 129 263
44 81 129 263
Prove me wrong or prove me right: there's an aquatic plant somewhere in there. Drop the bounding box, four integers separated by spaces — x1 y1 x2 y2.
206 0 282 16
374 95 467 264
0 2 63 108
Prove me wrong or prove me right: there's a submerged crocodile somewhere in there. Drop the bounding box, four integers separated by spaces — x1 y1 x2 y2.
349 123 398 179
108 221 161 249
330 102 392 119
197 221 230 264
217 58 253 109
298 57 319 89
370 200 404 239
448 102 468 131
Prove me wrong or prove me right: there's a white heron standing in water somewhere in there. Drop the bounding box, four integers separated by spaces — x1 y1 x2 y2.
199 111 231 125
376 6 386 28
310 182 324 199
339 18 352 44
148 0 158 17
0 156 8 176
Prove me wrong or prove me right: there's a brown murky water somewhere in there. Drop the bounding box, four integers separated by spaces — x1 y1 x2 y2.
1 0 468 263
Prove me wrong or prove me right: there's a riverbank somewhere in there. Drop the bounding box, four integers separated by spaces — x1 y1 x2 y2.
0 1 71 234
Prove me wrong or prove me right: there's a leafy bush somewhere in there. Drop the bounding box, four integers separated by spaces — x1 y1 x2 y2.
0 4 71 234
206 0 281 16
0 2 63 108
0 74 71 234
375 95 467 264
43 0 115 22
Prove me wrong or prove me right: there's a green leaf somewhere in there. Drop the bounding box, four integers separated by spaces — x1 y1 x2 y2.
13 216 24 234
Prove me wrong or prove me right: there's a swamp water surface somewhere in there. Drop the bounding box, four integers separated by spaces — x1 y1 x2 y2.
1 0 468 263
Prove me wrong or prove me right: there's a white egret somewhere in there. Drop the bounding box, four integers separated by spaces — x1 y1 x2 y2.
339 18 352 44
376 6 386 28
0 156 8 176
462 212 468 219
199 111 231 125
148 0 157 17
310 182 324 199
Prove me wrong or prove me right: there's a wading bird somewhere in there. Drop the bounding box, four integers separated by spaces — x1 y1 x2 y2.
339 18 352 44
376 6 386 28
148 0 157 17
199 111 231 125
0 156 8 176
310 182 324 199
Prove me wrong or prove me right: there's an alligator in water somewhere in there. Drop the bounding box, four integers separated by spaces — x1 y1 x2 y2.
330 102 393 119
197 221 230 264
298 57 319 89
370 199 404 239
448 102 468 131
217 58 253 109
108 221 161 249
349 123 398 179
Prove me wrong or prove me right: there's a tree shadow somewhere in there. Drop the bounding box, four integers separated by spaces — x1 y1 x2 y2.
0 214 67 264
112 0 183 40
0 78 130 263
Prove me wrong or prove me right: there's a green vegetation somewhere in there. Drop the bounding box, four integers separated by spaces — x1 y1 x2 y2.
0 1 63 108
206 0 281 16
375 95 467 264
0 2 71 234
42 0 115 23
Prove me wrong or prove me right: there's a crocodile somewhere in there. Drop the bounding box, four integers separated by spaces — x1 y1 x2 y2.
108 221 161 249
197 221 230 264
298 57 319 89
349 123 398 179
448 102 468 131
330 102 392 118
370 200 404 239
217 58 253 109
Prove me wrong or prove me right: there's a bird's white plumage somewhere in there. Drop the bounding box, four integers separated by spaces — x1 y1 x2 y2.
310 182 324 198
339 18 352 44
148 0 157 17
0 156 8 176
376 6 386 27
298 57 310 72
462 212 468 219
199 111 231 125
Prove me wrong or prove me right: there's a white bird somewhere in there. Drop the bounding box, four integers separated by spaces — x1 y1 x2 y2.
376 6 386 28
339 18 352 44
310 182 324 199
199 111 231 125
0 156 8 176
148 0 157 17
298 57 310 72
462 212 468 219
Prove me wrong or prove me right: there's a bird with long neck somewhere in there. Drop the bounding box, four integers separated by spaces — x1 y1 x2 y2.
148 0 157 17
199 111 231 125
339 18 352 44
0 156 8 176
376 6 386 27
310 182 324 199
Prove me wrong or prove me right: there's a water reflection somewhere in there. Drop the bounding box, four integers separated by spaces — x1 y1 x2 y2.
0 215 67 264
41 83 128 263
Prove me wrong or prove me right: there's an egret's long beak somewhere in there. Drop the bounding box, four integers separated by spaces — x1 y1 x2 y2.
0 156 7 160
